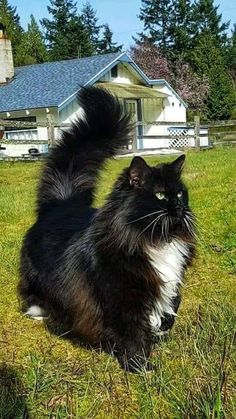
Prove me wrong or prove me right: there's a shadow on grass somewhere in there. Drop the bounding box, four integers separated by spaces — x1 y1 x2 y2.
44 316 112 353
0 364 28 419
44 316 169 373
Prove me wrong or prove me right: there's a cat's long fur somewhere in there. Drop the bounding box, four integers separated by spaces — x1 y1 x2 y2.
19 86 196 372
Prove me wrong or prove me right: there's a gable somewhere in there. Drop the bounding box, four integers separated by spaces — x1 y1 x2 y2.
98 62 146 85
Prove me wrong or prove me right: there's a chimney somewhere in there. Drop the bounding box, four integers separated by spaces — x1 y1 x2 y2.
0 23 14 84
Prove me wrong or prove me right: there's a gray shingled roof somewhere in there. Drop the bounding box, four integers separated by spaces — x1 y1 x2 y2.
0 52 123 113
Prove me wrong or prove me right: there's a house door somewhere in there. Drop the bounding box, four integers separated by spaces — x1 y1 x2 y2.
126 100 139 151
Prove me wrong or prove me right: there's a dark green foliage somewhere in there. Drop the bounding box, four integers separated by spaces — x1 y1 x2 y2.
190 0 229 48
80 3 122 55
136 0 174 58
169 0 193 60
227 25 236 72
15 15 48 65
225 24 236 115
136 0 193 61
41 0 93 60
97 24 123 54
0 2 47 65
0 0 23 64
81 1 101 54
191 33 235 120
189 0 234 119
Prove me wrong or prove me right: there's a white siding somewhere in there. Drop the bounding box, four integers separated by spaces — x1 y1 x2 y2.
59 99 80 123
99 63 141 85
152 84 186 122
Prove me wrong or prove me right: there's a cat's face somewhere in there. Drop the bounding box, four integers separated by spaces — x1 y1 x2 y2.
126 155 196 243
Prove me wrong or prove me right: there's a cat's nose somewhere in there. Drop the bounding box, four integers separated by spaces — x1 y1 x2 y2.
175 206 183 217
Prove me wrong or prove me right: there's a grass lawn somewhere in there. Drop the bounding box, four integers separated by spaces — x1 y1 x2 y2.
0 149 235 418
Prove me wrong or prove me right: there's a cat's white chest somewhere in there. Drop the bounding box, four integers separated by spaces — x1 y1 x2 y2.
147 239 189 330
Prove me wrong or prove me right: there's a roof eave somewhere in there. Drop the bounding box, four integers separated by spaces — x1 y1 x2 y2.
148 79 188 108
0 104 59 115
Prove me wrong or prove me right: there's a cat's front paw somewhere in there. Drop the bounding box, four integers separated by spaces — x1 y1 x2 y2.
120 355 156 373
151 329 169 343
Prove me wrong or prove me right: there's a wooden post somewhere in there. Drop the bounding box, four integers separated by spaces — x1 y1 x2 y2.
46 114 55 147
0 125 4 140
132 128 138 153
194 115 200 150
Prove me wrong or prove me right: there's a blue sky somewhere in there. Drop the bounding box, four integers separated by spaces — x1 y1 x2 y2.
13 0 236 49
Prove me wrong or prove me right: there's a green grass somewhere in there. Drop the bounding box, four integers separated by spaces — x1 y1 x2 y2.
0 149 235 418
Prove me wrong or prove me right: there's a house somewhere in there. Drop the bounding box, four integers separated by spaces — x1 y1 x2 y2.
0 24 208 157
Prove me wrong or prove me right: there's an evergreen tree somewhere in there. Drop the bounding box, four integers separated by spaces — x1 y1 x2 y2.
0 0 23 64
97 24 122 54
226 25 236 86
15 15 48 65
135 0 174 58
190 0 229 48
170 0 193 59
191 33 234 120
41 0 93 61
81 1 101 53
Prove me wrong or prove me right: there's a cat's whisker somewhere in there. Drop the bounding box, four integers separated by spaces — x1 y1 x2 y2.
183 217 197 239
185 212 197 225
167 216 170 239
126 210 165 225
160 215 168 242
186 216 207 238
184 212 199 233
150 213 166 245
137 212 166 240
136 218 157 240
163 218 167 241
150 219 157 245
184 212 197 225
164 217 169 242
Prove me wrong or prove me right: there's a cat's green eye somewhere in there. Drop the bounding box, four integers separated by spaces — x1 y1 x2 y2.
156 192 165 200
177 191 183 198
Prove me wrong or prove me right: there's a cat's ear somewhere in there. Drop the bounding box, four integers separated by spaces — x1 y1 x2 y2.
129 156 150 187
170 155 185 175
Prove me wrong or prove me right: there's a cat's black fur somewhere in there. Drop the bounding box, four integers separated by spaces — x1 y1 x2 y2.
18 86 196 372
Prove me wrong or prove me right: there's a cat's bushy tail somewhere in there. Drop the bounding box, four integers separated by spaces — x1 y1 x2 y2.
37 86 132 213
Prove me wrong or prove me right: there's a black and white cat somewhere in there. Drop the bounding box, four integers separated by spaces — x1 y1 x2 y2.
18 86 196 372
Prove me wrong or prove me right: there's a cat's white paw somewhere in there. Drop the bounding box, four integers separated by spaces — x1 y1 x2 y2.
155 330 169 336
24 305 48 321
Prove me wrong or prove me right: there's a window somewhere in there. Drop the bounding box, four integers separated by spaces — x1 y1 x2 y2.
111 65 118 78
5 116 36 131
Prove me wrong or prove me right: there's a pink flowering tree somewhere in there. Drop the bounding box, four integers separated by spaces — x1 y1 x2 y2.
130 40 173 81
172 58 210 111
130 41 210 113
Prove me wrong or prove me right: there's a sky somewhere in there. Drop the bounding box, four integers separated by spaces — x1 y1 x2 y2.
13 0 236 50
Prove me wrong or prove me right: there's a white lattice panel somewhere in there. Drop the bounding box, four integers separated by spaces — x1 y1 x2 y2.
168 128 190 148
